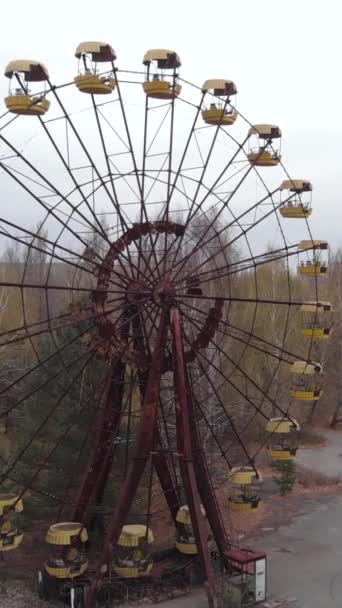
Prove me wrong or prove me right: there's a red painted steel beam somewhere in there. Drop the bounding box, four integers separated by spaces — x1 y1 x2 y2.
72 356 126 522
171 307 217 608
72 308 131 523
131 310 180 522
84 307 169 608
185 371 230 554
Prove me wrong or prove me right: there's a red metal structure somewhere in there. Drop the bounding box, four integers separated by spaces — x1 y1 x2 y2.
0 44 325 607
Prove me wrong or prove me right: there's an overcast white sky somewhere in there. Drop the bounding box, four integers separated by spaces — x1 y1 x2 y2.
0 0 341 249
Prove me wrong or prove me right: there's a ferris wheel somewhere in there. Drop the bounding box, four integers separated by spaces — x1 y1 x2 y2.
0 43 331 607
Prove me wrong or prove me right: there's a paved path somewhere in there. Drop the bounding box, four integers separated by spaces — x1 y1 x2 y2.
149 429 342 608
254 493 342 607
252 428 342 607
298 428 342 477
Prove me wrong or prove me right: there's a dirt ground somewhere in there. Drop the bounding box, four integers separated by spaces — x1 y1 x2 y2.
1 427 341 607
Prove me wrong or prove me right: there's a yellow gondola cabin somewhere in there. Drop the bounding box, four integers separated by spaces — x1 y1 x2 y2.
201 79 238 126
44 522 88 579
175 504 207 555
298 240 329 276
228 467 262 512
265 418 300 461
301 301 332 339
74 41 116 94
143 49 181 99
4 60 50 116
290 361 323 401
0 494 24 552
279 179 312 218
113 524 153 578
247 124 281 166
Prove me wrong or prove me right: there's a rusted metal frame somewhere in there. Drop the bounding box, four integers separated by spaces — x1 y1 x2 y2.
57 349 121 520
47 81 130 233
122 367 135 478
136 81 163 283
180 320 257 473
0 456 79 509
184 366 229 554
185 245 301 287
122 166 195 284
0 159 110 270
168 95 233 274
137 162 176 284
0 297 138 418
169 131 252 279
154 385 182 521
0 218 96 280
0 135 113 257
0 166 142 294
131 305 180 522
36 114 148 298
138 300 181 501
144 150 250 284
10 351 98 511
276 145 319 367
173 238 298 289
57 393 95 520
20 213 79 392
0 297 125 348
185 310 296 425
172 159 273 286
72 358 126 522
112 66 160 282
0 279 128 298
172 187 295 285
0 349 96 487
74 302 132 522
1 175 76 389
184 369 233 469
3 163 112 251
137 94 186 279
151 447 180 523
0 316 100 418
137 64 155 273
168 320 233 470
0 300 86 340
179 301 296 365
6 158 116 236
90 95 141 283
251 152 292 318
112 62 142 196
0 294 121 391
177 243 299 291
170 307 216 608
162 66 177 274
93 119 140 200
0 109 19 131
176 293 306 307
37 113 110 244
84 307 169 608
145 454 155 536
161 298 224 372
191 298 300 361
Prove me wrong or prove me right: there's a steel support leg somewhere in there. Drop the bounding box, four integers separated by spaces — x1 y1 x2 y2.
84 308 169 608
72 357 126 522
185 372 229 555
132 311 180 522
171 307 217 608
